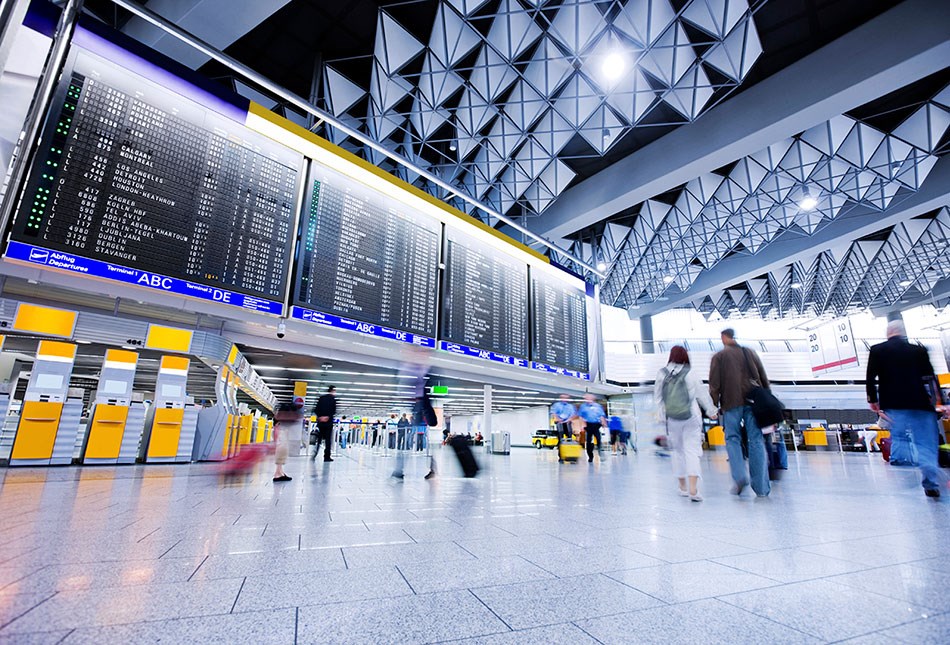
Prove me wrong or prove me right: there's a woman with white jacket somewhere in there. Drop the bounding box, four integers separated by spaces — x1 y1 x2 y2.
654 345 716 501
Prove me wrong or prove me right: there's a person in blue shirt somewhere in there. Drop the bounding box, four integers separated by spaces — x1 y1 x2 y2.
578 393 608 463
550 394 576 461
608 415 626 455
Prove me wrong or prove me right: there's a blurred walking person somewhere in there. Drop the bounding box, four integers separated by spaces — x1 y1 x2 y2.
709 328 771 497
273 401 304 482
655 346 716 501
551 394 576 462
578 393 607 463
866 319 945 499
312 386 337 462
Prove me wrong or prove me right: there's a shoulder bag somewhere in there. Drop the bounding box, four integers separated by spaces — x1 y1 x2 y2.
741 347 785 429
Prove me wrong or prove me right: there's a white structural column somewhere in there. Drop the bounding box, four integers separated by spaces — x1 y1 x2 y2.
532 0 950 240
483 384 492 445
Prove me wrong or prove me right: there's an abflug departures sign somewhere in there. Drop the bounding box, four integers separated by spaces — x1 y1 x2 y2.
6 29 302 314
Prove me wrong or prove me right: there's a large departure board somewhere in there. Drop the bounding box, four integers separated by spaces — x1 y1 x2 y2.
530 270 589 373
6 42 301 313
293 164 441 338
440 228 529 362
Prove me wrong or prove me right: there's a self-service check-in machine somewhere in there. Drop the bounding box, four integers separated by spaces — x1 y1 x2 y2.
193 365 238 461
236 403 252 446
81 349 145 465
140 355 198 463
10 340 83 466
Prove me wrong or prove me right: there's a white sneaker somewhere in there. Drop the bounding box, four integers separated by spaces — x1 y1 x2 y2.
678 489 690 497
690 493 703 502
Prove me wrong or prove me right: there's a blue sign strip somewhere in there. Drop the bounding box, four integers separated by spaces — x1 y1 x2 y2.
438 341 529 368
290 306 436 348
531 361 591 381
6 241 283 315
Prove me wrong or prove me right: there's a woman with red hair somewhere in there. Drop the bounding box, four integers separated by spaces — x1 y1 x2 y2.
654 345 716 501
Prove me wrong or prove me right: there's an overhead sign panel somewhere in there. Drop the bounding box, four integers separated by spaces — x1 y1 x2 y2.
809 317 859 376
6 30 302 314
293 163 440 339
440 227 529 361
530 268 589 373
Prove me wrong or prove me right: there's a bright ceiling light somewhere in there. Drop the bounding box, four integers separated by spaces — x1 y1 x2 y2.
899 279 912 287
662 275 674 284
600 51 627 82
798 195 818 211
790 281 803 289
596 262 607 271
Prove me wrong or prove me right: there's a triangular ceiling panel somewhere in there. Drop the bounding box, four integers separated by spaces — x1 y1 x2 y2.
374 12 424 76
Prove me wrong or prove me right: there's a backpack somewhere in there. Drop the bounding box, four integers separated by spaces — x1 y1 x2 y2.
420 394 438 427
661 366 692 420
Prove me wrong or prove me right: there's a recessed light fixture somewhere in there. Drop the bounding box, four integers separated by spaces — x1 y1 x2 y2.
799 195 818 211
662 275 674 284
449 141 457 152
899 279 912 287
601 51 627 82
790 282 803 289
596 262 607 271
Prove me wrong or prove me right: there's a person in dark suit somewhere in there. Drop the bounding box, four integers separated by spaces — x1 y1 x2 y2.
313 386 337 463
866 320 943 499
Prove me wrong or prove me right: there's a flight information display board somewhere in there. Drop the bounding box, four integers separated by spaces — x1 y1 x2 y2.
292 164 441 339
530 269 589 374
6 41 301 313
440 228 529 364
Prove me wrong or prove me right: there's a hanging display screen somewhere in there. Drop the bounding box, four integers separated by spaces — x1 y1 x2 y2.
530 269 589 374
440 228 529 364
6 37 302 314
292 164 441 339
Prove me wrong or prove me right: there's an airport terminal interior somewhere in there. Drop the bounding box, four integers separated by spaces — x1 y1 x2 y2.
0 0 948 642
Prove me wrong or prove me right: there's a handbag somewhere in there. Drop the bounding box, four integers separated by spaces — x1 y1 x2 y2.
741 347 785 429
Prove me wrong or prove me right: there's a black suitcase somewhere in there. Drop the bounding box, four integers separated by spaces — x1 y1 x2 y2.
450 435 479 478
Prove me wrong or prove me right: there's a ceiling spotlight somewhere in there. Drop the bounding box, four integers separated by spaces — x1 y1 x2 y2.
899 279 912 287
790 282 803 289
798 194 818 211
449 141 457 152
596 262 607 271
662 275 674 284
600 51 627 82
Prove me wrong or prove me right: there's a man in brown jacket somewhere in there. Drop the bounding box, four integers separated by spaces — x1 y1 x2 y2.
709 328 771 497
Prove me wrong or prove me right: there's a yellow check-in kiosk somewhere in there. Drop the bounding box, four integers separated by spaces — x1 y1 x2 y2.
81 349 144 464
236 403 253 446
253 413 268 443
140 356 199 463
10 340 83 466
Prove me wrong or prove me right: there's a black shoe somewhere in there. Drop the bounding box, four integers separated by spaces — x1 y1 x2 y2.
424 471 436 480
324 458 334 462
273 475 292 482
392 473 404 480
925 488 941 498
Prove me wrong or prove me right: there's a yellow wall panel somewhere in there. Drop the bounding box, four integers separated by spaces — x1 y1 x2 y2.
146 325 193 352
14 303 77 337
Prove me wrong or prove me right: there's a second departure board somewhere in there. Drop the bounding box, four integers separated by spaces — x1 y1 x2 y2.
440 228 529 361
530 270 589 373
293 164 441 338
7 41 301 312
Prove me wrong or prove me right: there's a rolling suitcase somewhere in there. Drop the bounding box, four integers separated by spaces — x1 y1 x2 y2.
879 437 891 462
558 439 582 463
450 435 479 477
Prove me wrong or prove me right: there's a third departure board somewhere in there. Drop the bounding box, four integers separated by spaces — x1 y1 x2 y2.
441 228 529 360
530 270 589 372
7 41 301 312
293 164 441 337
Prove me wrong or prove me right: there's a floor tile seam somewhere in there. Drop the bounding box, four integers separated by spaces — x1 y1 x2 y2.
815 567 950 609
0 591 58 632
465 588 514 632
708 596 830 641
187 555 210 582
393 565 417 595
54 627 75 644
229 577 247 614
0 564 50 593
703 557 787 584
451 541 479 560
593 570 672 607
571 621 608 645
293 607 299 645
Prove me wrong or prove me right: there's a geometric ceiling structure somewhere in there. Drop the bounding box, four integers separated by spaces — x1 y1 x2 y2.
320 0 763 220
100 0 948 323
589 91 950 312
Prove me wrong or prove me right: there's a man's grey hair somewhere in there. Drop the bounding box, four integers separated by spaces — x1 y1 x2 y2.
886 319 906 338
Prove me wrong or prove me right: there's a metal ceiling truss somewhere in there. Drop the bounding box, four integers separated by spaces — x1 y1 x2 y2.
694 206 950 320
591 83 950 314
319 0 765 226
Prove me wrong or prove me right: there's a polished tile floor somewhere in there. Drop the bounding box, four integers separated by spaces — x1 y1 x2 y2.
0 443 947 644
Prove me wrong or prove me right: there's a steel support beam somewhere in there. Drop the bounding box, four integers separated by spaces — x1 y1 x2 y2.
532 0 950 240
872 277 950 317
633 155 950 317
